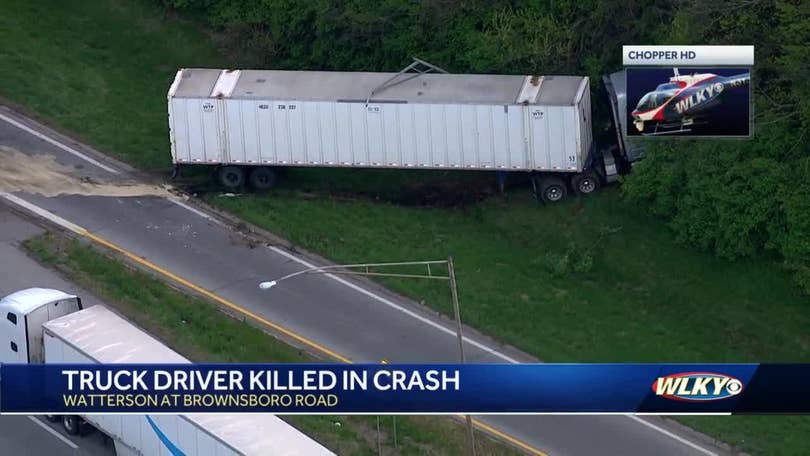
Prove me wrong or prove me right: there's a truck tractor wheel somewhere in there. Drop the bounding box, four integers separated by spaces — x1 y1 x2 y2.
539 176 568 203
62 415 80 435
572 172 600 195
218 166 246 189
248 167 277 191
45 414 60 423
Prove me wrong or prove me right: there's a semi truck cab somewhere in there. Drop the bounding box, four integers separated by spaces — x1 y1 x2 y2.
0 288 89 436
0 288 82 364
603 70 645 176
0 288 336 454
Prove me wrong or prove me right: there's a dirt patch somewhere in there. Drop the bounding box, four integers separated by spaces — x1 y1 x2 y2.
0 146 172 198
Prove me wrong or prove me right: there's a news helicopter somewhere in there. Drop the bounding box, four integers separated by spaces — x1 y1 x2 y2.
631 68 750 135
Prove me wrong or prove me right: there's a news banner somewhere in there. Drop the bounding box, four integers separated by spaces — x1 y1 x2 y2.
1 364 809 414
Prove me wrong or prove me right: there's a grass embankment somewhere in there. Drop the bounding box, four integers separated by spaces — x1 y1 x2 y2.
25 233 516 456
0 0 220 170
212 185 810 456
3 1 810 454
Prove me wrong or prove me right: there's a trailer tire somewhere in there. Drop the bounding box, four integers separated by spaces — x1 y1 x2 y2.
45 414 60 423
62 415 80 435
248 167 277 191
218 166 246 189
572 172 600 195
539 176 568 203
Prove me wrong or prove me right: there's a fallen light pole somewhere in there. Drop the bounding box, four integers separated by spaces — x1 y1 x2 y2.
259 257 476 456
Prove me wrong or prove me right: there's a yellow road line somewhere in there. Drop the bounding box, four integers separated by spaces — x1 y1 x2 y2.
470 417 546 455
79 229 547 455
82 230 352 363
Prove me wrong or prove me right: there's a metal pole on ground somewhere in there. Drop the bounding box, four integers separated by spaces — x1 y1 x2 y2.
377 415 382 455
259 257 476 456
448 256 476 456
382 358 398 449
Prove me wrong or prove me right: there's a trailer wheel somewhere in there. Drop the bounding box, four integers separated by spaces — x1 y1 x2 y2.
45 414 60 423
572 172 600 195
539 176 568 203
248 167 277 191
62 415 80 435
218 166 246 189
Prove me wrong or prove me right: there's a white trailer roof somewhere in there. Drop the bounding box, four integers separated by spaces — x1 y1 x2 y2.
170 68 588 106
44 306 332 455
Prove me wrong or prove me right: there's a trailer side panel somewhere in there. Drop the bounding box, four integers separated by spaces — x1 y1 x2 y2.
43 306 333 456
169 69 591 173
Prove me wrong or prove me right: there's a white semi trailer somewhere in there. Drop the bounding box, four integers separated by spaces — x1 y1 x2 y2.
167 60 641 202
0 288 333 456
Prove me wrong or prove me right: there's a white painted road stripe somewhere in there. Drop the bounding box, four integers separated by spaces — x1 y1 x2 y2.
629 415 718 456
1 193 85 234
0 111 119 174
269 245 523 364
27 416 79 450
269 244 719 455
169 197 224 226
1 110 720 456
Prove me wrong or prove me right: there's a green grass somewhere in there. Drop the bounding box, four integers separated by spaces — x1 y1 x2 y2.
0 0 223 171
209 186 810 455
24 233 516 456
210 187 810 364
3 0 810 454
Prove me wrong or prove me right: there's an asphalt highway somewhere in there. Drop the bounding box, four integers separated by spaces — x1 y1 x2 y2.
0 208 114 456
0 415 113 456
0 107 731 455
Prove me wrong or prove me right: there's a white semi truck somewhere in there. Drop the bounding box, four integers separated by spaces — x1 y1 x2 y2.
0 288 333 456
167 60 641 202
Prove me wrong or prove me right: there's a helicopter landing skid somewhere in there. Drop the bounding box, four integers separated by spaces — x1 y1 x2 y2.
643 119 707 136
643 128 693 136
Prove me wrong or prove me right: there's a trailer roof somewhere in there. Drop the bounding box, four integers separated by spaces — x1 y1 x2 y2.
170 68 588 106
44 306 332 456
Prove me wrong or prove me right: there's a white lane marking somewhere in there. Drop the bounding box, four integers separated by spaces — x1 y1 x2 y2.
627 415 719 456
266 246 720 454
27 416 79 450
268 246 522 364
0 111 119 174
0 193 85 234
0 105 715 455
168 197 224 227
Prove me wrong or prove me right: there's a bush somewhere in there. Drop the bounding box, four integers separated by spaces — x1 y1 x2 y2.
623 1 810 292
543 242 595 277
156 0 675 76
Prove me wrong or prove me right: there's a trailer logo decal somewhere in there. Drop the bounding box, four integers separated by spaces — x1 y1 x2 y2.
202 102 214 113
146 415 186 456
652 372 744 401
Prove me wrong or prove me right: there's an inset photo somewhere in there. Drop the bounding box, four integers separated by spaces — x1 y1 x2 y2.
626 67 751 137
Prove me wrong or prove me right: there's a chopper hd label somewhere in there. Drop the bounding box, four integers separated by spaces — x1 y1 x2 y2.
626 67 751 137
